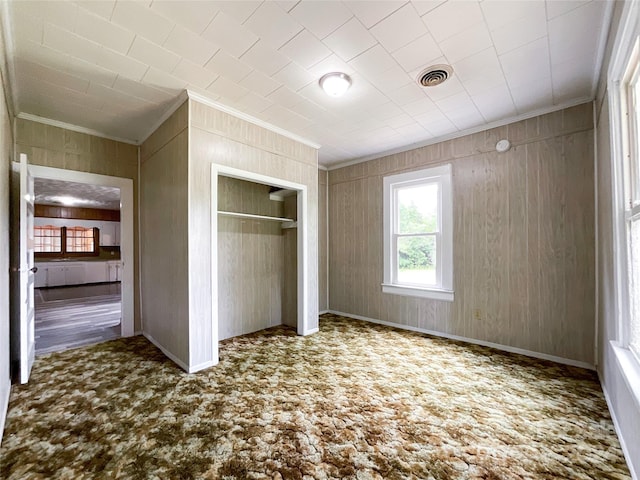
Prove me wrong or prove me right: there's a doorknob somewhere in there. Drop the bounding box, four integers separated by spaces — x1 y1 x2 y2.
30 267 38 273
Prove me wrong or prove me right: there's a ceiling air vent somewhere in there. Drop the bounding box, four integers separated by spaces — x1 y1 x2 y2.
417 65 453 87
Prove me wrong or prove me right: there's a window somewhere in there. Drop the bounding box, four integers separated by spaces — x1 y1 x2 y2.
383 164 453 301
34 226 99 257
622 41 640 362
34 225 62 253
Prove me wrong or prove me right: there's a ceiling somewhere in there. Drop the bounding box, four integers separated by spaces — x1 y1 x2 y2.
34 177 121 210
5 0 611 167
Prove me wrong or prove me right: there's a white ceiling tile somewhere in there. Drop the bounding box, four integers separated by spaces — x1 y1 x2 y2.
546 0 591 20
422 1 484 43
289 1 353 39
239 70 282 97
412 1 446 17
509 76 553 112
66 55 118 88
391 34 441 72
370 3 428 52
445 106 485 130
401 96 438 116
435 91 477 112
142 67 189 91
244 2 303 49
74 9 134 54
202 11 258 58
323 18 377 62
387 82 428 106
277 1 300 13
241 40 291 76
74 0 115 20
272 62 315 91
345 1 405 29
9 10 43 45
114 75 175 103
423 76 465 102
308 54 356 78
368 66 413 92
551 57 593 102
205 50 252 83
279 30 332 69
14 0 79 31
207 75 250 102
439 23 493 63
43 22 102 64
470 83 517 122
150 1 220 35
234 91 274 115
16 59 89 93
211 1 262 24
86 82 154 109
128 36 180 72
172 59 218 89
491 7 547 55
480 1 544 31
385 112 415 129
163 25 220 66
452 47 502 84
349 45 397 78
291 97 327 119
499 38 550 89
96 48 150 81
14 40 69 73
111 2 174 45
413 109 455 135
548 1 604 66
268 86 303 108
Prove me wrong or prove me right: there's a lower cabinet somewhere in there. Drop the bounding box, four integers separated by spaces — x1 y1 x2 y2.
35 261 122 287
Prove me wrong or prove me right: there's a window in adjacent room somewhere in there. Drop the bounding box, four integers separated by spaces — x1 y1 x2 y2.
382 164 453 301
34 226 99 257
34 225 62 253
66 226 96 253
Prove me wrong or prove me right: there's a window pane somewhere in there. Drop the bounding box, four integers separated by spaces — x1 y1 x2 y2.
630 217 640 360
397 235 436 286
66 227 95 253
397 183 438 234
34 226 62 253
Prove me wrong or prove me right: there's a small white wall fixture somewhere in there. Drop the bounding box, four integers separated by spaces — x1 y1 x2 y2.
28 165 135 337
210 164 309 362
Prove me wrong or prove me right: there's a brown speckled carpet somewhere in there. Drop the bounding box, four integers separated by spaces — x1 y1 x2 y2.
0 313 631 479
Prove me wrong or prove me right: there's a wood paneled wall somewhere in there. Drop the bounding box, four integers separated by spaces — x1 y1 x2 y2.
318 169 328 312
189 98 319 367
15 118 140 329
283 195 298 328
329 103 595 364
217 176 286 340
140 102 189 365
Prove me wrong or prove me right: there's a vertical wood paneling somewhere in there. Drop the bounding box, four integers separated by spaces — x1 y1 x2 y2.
318 170 328 312
328 102 595 364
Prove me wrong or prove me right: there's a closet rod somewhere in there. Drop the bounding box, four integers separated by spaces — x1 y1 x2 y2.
218 210 295 223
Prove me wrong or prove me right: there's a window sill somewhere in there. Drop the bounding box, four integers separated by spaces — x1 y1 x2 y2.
381 283 454 301
611 341 640 411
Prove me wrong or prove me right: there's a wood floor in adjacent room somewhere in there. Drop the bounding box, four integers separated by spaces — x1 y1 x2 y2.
0 313 630 479
35 283 121 355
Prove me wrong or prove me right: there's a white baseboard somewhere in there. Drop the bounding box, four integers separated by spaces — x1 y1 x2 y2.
143 332 190 373
143 332 217 374
601 382 639 480
0 378 11 446
133 330 143 336
327 310 596 370
302 327 319 336
318 310 329 315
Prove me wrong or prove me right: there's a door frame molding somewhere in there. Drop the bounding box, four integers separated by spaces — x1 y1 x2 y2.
28 165 135 337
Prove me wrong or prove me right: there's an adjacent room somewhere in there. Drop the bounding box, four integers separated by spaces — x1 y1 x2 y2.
0 1 638 478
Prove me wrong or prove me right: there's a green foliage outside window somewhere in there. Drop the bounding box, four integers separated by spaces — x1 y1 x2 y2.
398 202 436 270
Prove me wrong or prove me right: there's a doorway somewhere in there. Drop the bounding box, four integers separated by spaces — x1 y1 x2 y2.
28 165 135 355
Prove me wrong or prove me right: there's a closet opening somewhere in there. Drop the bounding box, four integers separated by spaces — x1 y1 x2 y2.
211 165 309 359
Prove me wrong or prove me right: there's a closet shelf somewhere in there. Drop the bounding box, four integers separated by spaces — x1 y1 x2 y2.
218 210 295 223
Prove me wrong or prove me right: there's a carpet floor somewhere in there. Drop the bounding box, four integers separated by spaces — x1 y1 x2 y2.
0 313 630 479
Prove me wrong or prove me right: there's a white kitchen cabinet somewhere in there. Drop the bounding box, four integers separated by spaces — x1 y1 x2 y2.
85 262 107 284
46 265 66 287
100 222 121 247
107 261 122 282
34 266 47 288
65 264 86 285
34 261 122 287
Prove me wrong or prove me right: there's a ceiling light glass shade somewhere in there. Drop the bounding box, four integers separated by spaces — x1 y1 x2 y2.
319 72 352 97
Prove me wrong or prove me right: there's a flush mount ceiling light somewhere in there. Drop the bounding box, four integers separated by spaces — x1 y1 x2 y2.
416 64 453 87
319 72 352 97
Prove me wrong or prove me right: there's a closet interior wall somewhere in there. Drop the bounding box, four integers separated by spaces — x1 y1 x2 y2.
217 176 296 340
283 195 297 328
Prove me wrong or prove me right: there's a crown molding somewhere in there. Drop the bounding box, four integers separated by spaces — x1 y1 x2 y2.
16 112 138 145
317 164 328 171
186 89 321 150
324 97 594 171
139 90 189 145
592 0 616 99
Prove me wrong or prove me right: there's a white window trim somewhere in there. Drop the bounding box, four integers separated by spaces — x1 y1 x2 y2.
382 164 454 302
607 0 640 404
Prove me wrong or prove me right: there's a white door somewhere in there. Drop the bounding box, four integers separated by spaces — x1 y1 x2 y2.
12 153 36 384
